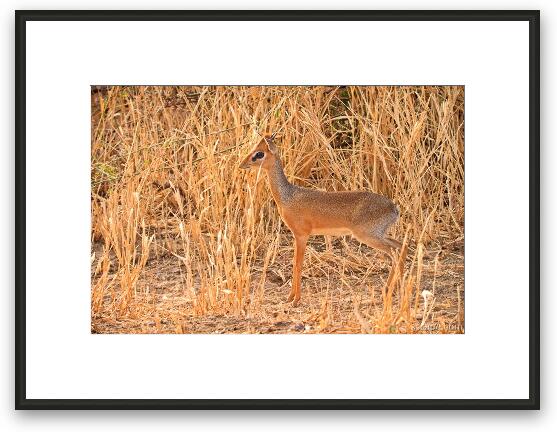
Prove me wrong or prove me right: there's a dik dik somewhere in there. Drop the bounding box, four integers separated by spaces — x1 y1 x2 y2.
240 135 401 306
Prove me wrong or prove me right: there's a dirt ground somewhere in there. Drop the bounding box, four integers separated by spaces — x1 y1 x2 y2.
91 237 464 335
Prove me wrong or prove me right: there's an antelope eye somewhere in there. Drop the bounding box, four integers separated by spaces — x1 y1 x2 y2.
252 151 265 161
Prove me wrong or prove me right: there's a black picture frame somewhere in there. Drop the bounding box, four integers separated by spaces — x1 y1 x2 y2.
15 9 540 410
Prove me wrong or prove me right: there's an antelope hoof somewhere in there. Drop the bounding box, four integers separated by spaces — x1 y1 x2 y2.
287 291 295 303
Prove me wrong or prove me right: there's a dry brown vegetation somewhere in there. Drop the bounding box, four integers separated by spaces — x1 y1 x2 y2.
91 85 464 334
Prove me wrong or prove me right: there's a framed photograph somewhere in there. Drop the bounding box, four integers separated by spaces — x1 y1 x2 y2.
15 10 539 409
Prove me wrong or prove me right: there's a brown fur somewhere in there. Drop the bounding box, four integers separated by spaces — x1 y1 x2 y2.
240 135 401 305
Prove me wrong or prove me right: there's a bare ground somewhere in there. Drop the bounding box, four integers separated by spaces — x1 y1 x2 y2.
91 237 464 334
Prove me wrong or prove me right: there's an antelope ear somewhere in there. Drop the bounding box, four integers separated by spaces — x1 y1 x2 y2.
264 135 278 154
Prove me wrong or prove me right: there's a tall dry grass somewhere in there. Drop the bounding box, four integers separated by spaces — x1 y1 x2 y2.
91 85 464 334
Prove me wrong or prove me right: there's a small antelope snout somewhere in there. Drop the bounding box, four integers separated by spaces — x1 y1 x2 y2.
239 160 250 170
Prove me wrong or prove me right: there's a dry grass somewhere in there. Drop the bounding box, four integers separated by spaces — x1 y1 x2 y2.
91 85 464 334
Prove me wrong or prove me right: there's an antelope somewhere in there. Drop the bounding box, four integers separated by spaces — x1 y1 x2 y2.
240 135 401 306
